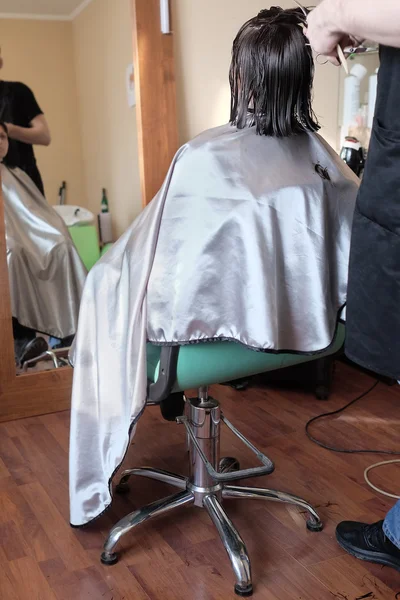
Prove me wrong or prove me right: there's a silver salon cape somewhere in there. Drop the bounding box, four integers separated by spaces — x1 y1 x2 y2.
3 165 87 338
70 125 359 526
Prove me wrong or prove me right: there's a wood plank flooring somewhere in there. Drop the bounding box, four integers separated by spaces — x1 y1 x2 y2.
0 361 400 599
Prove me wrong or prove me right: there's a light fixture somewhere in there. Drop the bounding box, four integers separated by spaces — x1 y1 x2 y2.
160 0 170 35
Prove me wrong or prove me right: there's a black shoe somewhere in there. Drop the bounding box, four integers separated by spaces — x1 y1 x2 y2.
336 520 400 571
17 337 48 367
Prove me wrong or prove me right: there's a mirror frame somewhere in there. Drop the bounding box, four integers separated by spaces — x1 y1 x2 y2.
0 176 72 422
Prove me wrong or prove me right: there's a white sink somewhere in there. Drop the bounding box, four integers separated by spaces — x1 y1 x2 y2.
53 205 95 227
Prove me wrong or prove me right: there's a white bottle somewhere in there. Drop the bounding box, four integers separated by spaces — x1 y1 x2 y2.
367 68 379 129
341 63 368 147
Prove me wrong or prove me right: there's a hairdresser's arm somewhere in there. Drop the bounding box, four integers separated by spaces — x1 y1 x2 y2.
307 0 400 57
5 115 51 147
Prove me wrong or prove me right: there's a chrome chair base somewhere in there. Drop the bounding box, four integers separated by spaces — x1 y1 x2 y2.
22 346 71 371
101 388 322 596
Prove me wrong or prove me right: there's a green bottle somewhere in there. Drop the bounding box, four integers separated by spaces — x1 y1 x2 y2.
101 188 109 213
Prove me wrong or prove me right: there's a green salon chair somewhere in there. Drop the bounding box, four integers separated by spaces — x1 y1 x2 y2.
100 324 345 597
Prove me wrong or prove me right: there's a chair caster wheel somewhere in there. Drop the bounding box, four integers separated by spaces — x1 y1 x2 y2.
232 380 250 391
160 392 185 421
315 385 329 400
234 583 253 597
101 551 119 565
306 520 323 532
224 379 250 391
219 457 240 474
115 478 130 494
115 481 130 494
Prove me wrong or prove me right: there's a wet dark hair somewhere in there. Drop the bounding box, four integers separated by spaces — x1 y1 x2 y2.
230 6 319 137
0 122 8 136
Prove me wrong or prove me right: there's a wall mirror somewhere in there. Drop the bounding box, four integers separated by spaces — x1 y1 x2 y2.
0 0 177 421
337 46 380 152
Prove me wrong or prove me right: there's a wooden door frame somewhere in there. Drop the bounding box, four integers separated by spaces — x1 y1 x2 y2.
132 0 179 206
0 0 179 421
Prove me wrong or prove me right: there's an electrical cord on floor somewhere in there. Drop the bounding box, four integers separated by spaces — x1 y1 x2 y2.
364 460 400 500
305 379 400 499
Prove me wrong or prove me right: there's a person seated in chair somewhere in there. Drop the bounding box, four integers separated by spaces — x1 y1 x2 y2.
69 6 359 527
0 122 87 366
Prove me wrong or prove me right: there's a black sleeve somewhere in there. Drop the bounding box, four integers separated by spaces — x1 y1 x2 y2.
14 82 43 126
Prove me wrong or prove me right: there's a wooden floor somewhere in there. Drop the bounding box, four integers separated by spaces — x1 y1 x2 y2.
1 361 400 600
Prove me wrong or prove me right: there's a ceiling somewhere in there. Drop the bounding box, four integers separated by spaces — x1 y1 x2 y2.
0 0 90 19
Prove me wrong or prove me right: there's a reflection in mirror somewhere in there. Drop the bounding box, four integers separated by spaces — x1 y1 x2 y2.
337 46 380 175
1 119 87 370
0 0 140 374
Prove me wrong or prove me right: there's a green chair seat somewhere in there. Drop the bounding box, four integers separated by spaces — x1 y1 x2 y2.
69 224 114 270
69 224 101 271
147 323 345 392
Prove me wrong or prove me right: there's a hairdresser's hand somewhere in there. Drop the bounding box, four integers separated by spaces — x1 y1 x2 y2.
306 0 353 65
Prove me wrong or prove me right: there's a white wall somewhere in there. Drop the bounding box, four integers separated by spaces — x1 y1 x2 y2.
0 2 141 238
0 19 85 205
73 0 141 238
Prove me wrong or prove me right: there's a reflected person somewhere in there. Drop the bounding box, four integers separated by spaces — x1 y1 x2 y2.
0 55 50 196
0 122 87 366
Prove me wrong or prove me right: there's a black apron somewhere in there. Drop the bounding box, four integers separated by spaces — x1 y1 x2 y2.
0 81 45 195
346 46 400 380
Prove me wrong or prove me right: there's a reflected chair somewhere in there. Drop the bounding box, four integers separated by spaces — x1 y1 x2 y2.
100 324 344 596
